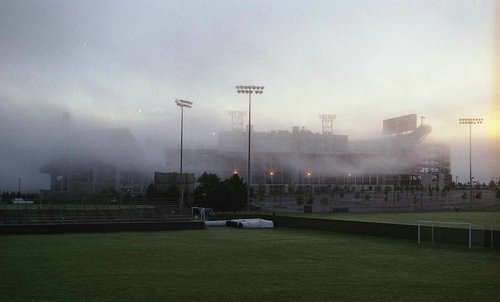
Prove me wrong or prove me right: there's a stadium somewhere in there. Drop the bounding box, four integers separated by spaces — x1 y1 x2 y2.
169 113 451 198
1 1 499 300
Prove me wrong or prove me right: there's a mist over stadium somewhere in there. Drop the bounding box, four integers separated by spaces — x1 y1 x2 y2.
0 0 498 194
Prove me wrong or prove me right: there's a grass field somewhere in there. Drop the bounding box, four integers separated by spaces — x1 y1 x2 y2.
1 228 499 301
271 207 500 230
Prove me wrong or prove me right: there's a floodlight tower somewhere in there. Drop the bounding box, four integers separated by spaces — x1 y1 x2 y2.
319 114 336 135
236 85 265 211
459 118 483 209
175 99 193 214
228 111 246 131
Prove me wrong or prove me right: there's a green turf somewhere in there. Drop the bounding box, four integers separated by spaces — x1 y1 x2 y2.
271 208 500 230
0 228 499 301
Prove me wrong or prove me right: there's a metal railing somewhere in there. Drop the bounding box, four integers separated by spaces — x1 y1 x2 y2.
0 203 193 225
0 215 193 225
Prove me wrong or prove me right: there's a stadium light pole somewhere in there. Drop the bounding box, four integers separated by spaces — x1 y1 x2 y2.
459 118 483 210
175 99 193 214
236 85 264 211
307 171 312 201
269 171 274 199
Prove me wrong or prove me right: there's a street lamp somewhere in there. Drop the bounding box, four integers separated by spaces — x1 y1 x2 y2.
306 171 312 201
472 176 476 203
175 99 193 214
269 171 274 200
459 118 483 209
236 85 265 211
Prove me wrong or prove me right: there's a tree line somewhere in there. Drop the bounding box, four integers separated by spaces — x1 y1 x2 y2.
146 172 248 211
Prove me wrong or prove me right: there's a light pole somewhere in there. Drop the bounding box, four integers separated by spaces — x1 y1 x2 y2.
236 85 264 211
307 171 312 202
175 99 193 214
459 118 483 209
269 171 274 201
472 176 476 203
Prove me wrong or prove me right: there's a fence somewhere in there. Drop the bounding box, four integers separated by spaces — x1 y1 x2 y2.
0 199 192 226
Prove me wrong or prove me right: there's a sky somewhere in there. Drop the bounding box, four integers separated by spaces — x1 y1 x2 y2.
0 0 497 191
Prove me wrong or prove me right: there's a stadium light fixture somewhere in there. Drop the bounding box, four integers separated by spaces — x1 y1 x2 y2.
175 99 193 213
459 118 483 209
236 85 265 212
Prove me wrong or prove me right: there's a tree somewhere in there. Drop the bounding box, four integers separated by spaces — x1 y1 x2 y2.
489 180 497 190
440 187 448 198
428 184 434 198
320 197 328 211
363 192 371 202
461 190 468 202
475 190 482 201
435 183 440 201
412 193 419 206
296 193 304 206
354 190 361 202
393 185 401 207
221 174 247 210
383 186 391 203
339 187 345 200
193 172 222 209
193 173 246 211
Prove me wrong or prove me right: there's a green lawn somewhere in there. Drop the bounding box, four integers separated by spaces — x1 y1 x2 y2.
271 208 500 230
0 228 499 301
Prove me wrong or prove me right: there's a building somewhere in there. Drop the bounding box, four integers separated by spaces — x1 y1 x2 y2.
217 126 348 185
41 128 151 200
168 114 451 191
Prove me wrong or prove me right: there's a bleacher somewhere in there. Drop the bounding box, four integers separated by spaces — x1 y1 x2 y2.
0 202 192 225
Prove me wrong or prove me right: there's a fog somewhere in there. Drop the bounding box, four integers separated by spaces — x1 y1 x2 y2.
0 0 497 191
0 92 493 192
